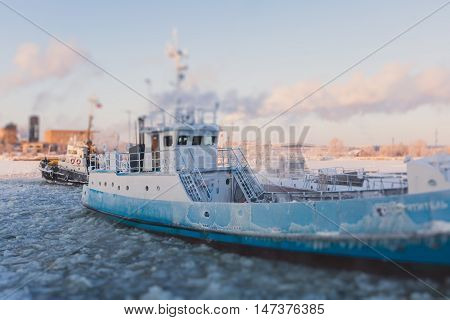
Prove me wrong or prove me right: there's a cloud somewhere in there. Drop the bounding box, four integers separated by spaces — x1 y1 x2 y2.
154 64 450 125
0 40 84 93
260 64 450 121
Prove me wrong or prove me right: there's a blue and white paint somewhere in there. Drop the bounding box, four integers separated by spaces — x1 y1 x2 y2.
82 183 450 265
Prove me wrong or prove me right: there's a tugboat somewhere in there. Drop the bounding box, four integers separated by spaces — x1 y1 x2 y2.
39 100 99 185
39 142 92 185
81 34 450 266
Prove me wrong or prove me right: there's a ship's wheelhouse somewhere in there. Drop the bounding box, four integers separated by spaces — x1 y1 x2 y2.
140 123 220 174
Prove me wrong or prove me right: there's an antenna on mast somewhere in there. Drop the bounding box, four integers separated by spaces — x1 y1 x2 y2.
166 28 190 124
166 28 189 91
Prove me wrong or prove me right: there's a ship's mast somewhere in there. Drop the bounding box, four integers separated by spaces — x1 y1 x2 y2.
166 28 189 91
166 28 189 121
164 29 218 125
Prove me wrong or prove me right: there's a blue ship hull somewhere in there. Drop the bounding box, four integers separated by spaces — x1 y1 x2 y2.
82 187 450 265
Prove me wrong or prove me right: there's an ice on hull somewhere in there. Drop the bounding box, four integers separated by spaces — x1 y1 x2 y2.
82 187 450 265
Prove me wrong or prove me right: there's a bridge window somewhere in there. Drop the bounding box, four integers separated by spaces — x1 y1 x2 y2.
177 135 188 145
164 136 173 147
192 136 202 145
204 136 217 145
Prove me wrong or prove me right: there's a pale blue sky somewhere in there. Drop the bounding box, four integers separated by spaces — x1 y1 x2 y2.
0 0 449 145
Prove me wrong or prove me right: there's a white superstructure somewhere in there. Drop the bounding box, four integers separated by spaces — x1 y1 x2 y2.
407 154 450 194
88 112 264 204
58 143 89 174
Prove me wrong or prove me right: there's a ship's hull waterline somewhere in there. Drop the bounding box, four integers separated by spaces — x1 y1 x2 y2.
82 186 450 266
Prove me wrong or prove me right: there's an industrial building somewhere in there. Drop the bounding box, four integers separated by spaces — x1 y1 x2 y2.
0 123 19 145
29 115 39 142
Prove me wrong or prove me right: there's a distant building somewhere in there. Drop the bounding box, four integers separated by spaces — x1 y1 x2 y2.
21 142 45 154
44 130 90 152
29 115 39 142
0 123 19 145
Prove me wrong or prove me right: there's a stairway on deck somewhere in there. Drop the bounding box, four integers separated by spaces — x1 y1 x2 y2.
179 148 264 203
230 150 264 203
179 168 211 202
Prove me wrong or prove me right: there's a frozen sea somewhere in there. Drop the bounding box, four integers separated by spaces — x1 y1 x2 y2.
0 160 449 299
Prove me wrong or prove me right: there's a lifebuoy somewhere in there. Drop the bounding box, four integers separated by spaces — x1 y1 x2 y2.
70 158 75 164
76 159 81 165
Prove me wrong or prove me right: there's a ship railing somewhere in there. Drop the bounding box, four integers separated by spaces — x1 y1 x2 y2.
363 173 407 190
299 169 407 192
88 149 213 202
88 150 173 173
263 187 406 203
88 149 212 174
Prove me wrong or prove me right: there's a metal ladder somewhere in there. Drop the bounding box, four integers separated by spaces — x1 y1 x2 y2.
231 149 264 202
179 168 211 202
191 168 211 201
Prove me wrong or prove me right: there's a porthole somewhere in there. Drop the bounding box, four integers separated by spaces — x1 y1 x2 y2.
204 211 210 218
126 186 130 191
112 182 114 187
91 181 94 185
118 185 121 190
225 178 230 185
104 182 107 187
428 179 437 187
98 181 101 186
156 186 160 191
145 186 149 191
